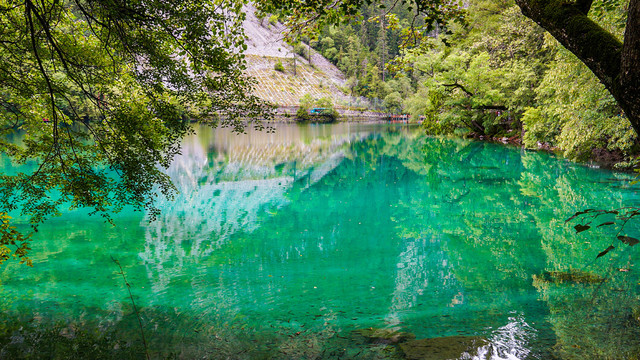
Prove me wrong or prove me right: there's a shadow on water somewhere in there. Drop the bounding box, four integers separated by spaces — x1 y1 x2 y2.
1 123 640 359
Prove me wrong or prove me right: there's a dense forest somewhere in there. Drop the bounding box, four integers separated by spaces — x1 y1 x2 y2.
304 0 636 167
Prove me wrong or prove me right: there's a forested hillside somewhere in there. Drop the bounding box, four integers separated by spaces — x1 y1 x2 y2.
304 0 636 167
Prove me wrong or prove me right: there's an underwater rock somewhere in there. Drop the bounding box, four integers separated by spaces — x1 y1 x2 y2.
399 335 488 360
534 270 605 285
352 327 416 345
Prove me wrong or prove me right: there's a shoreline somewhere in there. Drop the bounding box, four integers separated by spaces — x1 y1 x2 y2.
232 117 633 171
464 132 634 172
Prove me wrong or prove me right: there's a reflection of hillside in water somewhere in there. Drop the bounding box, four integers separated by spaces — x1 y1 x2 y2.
139 124 377 291
169 125 357 187
384 235 460 328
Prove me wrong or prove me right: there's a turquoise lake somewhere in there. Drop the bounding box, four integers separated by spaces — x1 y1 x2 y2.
1 123 640 359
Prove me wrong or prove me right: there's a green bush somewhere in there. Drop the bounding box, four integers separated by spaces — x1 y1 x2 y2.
295 95 339 123
296 106 311 122
294 43 308 59
324 47 338 61
383 92 403 114
274 61 285 72
268 14 278 26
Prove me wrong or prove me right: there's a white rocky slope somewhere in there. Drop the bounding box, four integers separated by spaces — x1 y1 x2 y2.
242 4 369 109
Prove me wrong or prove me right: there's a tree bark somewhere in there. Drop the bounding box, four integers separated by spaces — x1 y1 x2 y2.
515 0 640 135
621 0 640 132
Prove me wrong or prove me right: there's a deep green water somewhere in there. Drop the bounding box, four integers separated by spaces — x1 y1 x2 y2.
1 123 640 359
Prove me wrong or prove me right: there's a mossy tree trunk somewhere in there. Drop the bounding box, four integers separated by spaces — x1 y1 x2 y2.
515 0 640 136
621 0 640 130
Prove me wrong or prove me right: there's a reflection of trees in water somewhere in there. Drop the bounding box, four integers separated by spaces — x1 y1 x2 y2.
414 138 640 357
304 132 466 330
306 133 543 357
514 152 640 358
384 235 461 328
532 271 640 359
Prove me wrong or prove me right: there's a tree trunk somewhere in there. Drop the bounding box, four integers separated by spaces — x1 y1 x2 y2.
515 0 640 135
379 9 387 82
621 0 640 130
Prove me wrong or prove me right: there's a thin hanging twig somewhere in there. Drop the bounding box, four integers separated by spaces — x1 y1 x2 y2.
111 256 150 360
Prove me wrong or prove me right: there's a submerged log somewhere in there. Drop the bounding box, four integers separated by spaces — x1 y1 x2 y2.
352 327 416 345
399 335 488 360
534 270 605 285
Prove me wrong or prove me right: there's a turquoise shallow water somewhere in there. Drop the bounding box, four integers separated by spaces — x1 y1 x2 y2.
1 123 640 359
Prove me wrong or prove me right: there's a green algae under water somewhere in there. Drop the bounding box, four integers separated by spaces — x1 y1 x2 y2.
1 123 640 359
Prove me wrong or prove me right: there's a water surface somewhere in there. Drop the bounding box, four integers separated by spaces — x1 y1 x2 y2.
1 123 640 359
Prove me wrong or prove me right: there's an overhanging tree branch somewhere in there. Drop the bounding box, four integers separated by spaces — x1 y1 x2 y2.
515 0 640 136
576 0 594 14
442 81 474 96
1 0 272 265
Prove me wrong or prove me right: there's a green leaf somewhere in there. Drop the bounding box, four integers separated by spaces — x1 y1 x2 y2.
617 236 640 246
565 215 578 223
574 224 591 233
565 209 594 223
596 245 615 259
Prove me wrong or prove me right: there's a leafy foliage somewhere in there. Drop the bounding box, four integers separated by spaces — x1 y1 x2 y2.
261 0 464 113
296 95 339 122
257 0 465 44
521 5 637 166
403 0 551 137
0 0 271 264
274 60 286 72
566 207 640 258
272 0 638 166
0 213 31 266
398 0 637 166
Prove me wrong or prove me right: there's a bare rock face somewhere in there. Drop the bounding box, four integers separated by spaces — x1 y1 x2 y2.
241 4 371 109
398 335 489 360
242 4 293 59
